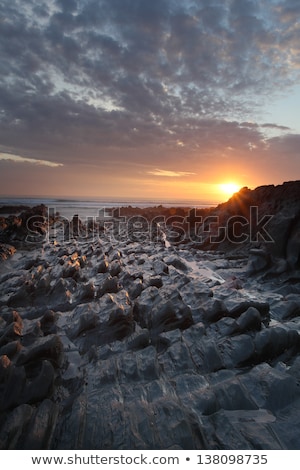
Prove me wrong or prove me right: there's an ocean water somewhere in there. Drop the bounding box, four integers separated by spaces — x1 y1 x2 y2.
0 197 217 220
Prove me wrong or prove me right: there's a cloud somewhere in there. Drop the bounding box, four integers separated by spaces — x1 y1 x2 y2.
147 169 196 177
0 0 299 195
261 123 291 131
0 153 63 167
267 133 300 158
240 122 291 133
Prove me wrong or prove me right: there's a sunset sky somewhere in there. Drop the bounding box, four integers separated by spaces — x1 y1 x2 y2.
0 0 299 203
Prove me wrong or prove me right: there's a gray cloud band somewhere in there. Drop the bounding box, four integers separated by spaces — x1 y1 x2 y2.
0 0 299 169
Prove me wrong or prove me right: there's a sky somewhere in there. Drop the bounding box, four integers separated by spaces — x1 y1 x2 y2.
0 0 299 203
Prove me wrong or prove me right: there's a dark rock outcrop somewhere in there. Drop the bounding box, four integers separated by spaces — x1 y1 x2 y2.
195 181 300 272
0 205 49 248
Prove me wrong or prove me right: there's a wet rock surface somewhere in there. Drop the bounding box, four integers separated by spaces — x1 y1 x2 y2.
0 183 300 450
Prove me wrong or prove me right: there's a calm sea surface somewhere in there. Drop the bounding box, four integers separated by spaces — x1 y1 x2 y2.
0 197 218 219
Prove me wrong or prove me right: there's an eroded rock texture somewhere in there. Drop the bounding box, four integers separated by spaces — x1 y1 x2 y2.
0 183 300 449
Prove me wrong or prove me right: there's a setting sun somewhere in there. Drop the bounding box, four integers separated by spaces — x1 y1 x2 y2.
219 182 241 197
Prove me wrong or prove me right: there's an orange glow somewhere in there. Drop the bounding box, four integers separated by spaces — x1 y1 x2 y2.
219 182 241 197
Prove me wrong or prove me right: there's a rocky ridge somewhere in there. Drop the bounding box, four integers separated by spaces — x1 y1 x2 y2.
0 182 300 449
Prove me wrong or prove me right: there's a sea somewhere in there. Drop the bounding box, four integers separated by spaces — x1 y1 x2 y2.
0 197 218 220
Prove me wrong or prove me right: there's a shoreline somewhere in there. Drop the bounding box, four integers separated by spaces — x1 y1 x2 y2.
0 197 217 219
0 182 300 450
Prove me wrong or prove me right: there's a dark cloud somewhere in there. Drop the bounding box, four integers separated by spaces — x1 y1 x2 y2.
268 134 300 158
261 123 291 131
276 0 300 23
0 0 299 194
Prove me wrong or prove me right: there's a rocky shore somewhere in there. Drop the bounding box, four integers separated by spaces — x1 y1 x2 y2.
0 181 300 450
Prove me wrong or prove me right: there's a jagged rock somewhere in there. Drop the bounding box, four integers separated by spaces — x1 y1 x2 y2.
268 258 289 275
62 260 81 279
7 283 33 308
239 363 298 411
98 257 109 273
108 303 134 338
0 243 16 261
219 334 255 368
127 329 150 351
164 255 189 272
201 299 229 323
134 286 193 335
69 306 98 339
20 399 59 450
0 341 22 360
0 404 34 449
153 259 169 275
0 356 26 411
21 320 43 342
181 279 213 300
157 329 182 352
48 277 75 310
133 286 160 320
226 300 269 321
0 317 5 331
286 219 300 268
189 338 223 373
181 322 206 347
271 300 300 321
248 248 270 273
0 205 48 247
209 317 238 336
35 274 52 296
151 298 193 334
110 249 122 261
253 327 300 363
212 375 257 411
1 309 23 329
78 281 96 301
98 276 121 297
23 360 55 404
40 310 57 336
118 347 159 383
266 211 296 259
270 404 300 450
287 356 300 381
0 321 23 347
158 341 195 376
16 334 63 367
148 275 163 288
127 278 143 299
200 409 278 450
109 259 122 277
236 307 262 333
0 354 12 377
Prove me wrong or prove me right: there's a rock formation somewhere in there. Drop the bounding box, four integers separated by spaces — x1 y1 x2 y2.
0 182 300 449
